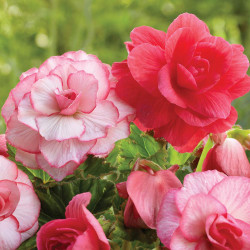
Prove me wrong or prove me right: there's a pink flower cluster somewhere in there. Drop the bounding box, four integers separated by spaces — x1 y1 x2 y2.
2 51 134 181
37 192 110 250
157 171 250 249
0 156 40 249
113 13 250 152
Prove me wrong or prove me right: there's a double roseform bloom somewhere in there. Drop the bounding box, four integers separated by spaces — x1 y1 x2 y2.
0 13 250 250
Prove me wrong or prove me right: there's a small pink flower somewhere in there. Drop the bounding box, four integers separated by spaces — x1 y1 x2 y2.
203 137 250 177
2 51 135 181
0 134 8 157
157 170 250 249
0 155 40 249
113 13 250 153
117 162 182 229
37 192 110 250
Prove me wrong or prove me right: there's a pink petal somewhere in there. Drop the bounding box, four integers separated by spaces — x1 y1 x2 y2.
156 189 181 248
158 64 187 108
0 156 18 180
202 138 250 177
228 75 250 100
65 193 110 249
203 106 238 134
15 149 39 170
176 64 197 90
13 183 40 232
49 63 78 88
180 194 226 241
12 73 36 106
185 91 232 119
0 135 8 157
73 60 110 100
63 50 98 61
165 27 198 66
72 228 100 250
209 176 250 224
79 100 119 141
127 170 182 229
176 107 216 127
130 26 166 49
176 170 226 213
20 67 38 81
124 198 148 228
107 89 135 122
36 114 85 141
67 70 98 113
0 216 21 249
36 154 82 181
18 93 38 131
40 138 95 168
154 116 201 148
170 227 198 250
1 92 15 123
111 60 131 80
65 192 92 219
166 13 209 40
136 94 175 128
217 44 249 90
16 169 33 187
37 56 73 79
127 43 166 96
116 182 128 199
31 75 62 115
6 112 40 153
90 119 130 156
20 221 38 243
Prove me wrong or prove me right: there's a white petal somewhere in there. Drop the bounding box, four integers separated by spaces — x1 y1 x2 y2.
90 119 130 156
31 75 62 115
40 138 95 168
18 93 38 131
79 100 119 141
37 114 85 141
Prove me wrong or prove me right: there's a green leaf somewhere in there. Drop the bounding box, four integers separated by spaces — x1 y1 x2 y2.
77 155 117 178
167 145 191 166
18 235 37 250
35 177 116 225
106 124 168 173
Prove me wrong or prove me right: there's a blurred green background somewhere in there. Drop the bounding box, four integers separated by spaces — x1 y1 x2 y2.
0 0 249 133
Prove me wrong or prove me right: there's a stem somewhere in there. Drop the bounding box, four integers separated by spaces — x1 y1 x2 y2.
121 240 131 250
196 136 213 172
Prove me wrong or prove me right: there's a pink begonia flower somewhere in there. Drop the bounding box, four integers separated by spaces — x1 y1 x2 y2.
0 134 8 157
157 170 250 249
112 13 250 153
202 137 250 177
117 163 182 229
37 192 110 250
0 155 40 250
2 51 135 181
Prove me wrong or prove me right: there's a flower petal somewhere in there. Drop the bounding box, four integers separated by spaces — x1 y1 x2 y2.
127 43 166 96
6 112 40 153
156 189 181 248
13 183 40 232
15 149 39 170
130 26 166 49
79 100 119 141
36 114 85 141
67 70 98 113
127 170 182 229
40 138 95 168
209 176 250 223
31 75 62 115
176 170 226 213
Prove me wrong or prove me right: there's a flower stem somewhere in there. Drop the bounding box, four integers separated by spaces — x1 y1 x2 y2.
196 136 213 172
